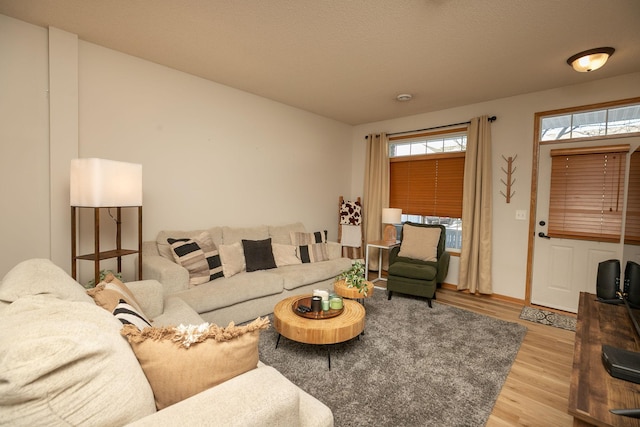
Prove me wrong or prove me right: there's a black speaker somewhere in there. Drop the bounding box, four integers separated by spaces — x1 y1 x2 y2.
625 261 640 306
597 259 620 300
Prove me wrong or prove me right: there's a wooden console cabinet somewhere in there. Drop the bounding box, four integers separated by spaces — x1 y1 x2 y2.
569 292 640 426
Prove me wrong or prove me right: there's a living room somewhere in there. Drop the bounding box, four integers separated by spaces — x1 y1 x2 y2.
1 2 640 425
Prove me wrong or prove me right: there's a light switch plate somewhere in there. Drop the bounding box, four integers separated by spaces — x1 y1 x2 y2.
515 210 527 220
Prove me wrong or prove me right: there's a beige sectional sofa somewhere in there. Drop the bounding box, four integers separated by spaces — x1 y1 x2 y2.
0 258 334 426
142 222 354 325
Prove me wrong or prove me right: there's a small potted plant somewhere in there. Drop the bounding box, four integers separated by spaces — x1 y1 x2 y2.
85 269 122 289
335 260 369 296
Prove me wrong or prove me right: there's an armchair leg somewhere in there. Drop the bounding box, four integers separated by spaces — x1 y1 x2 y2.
387 291 392 300
427 298 432 308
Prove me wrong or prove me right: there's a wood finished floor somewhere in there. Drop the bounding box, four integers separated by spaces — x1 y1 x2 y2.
372 278 576 426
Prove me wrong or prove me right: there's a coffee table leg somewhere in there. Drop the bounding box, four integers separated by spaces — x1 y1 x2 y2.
327 346 331 370
276 333 282 349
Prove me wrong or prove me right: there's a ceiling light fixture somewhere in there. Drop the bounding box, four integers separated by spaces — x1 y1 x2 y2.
396 93 413 102
566 47 615 73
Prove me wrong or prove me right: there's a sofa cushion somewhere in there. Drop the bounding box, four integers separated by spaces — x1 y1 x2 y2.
222 225 269 245
113 299 153 330
398 224 441 262
0 295 156 425
174 271 284 313
268 222 306 245
388 261 438 281
121 317 270 410
0 258 92 304
219 241 246 278
272 243 302 267
168 232 224 285
277 257 353 291
242 238 277 272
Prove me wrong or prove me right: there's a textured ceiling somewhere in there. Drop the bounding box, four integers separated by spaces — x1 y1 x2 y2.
1 0 639 125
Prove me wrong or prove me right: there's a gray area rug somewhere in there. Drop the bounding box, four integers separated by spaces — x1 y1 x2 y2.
519 306 576 331
258 291 527 427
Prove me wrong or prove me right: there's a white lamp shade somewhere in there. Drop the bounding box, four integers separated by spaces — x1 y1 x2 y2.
70 158 142 207
381 208 402 224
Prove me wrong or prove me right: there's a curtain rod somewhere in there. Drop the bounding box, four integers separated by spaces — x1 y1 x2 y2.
364 115 497 139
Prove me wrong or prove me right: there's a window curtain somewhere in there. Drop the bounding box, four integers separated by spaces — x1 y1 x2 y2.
363 133 389 270
458 116 493 294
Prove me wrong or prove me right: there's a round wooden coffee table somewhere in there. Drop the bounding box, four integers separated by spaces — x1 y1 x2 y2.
273 295 365 369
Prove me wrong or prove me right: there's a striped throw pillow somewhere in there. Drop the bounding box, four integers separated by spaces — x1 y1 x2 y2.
168 232 224 285
113 299 152 330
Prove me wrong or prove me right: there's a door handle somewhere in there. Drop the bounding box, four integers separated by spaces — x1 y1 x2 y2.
538 232 551 239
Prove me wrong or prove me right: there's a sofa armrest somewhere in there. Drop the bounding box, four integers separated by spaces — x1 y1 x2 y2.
389 246 401 264
125 366 328 427
326 241 342 260
141 255 189 295
126 280 165 319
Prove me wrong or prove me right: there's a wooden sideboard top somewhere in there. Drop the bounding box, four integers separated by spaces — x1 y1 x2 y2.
569 292 640 427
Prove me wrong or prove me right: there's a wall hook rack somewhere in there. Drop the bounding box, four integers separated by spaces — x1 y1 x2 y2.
500 154 517 203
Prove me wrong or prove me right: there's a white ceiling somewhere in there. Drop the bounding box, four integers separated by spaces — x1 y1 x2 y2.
1 0 639 125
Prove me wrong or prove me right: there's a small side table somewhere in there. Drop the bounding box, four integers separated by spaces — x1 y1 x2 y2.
365 240 400 285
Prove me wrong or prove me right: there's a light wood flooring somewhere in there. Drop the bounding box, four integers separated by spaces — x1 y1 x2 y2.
373 278 576 426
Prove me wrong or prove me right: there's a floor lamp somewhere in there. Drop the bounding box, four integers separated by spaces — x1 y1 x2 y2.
70 158 143 285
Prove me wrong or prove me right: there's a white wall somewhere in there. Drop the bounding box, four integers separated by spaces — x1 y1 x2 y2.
0 15 50 276
1 15 353 282
351 72 640 300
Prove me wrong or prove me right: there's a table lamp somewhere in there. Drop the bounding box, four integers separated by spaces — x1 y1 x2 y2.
381 208 402 243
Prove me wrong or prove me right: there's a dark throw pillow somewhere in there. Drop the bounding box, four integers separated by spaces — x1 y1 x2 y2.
242 238 277 272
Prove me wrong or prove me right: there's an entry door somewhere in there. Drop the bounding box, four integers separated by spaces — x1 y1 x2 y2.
531 141 623 313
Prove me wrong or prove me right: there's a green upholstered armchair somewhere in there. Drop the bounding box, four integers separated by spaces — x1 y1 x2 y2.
386 222 450 308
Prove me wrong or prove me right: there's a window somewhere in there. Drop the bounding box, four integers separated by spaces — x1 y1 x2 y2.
540 103 640 141
389 129 466 250
548 145 629 243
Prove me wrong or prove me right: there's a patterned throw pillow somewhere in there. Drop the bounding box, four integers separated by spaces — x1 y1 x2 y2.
168 232 224 285
121 317 270 410
290 230 327 245
87 273 148 319
113 299 152 330
297 243 329 263
340 200 362 225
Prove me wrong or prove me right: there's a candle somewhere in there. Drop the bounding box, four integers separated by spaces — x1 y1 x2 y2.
313 289 329 301
322 300 330 311
311 296 322 312
330 297 343 310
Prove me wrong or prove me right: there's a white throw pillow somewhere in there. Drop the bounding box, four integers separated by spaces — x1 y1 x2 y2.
271 243 302 267
398 225 441 262
218 241 246 278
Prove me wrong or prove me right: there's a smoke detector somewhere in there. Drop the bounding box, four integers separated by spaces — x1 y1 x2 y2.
396 93 413 102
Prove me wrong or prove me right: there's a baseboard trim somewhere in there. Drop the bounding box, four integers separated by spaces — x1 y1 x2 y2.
440 283 524 305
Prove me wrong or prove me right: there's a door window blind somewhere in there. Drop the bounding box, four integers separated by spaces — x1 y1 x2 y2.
548 145 629 243
625 150 640 245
